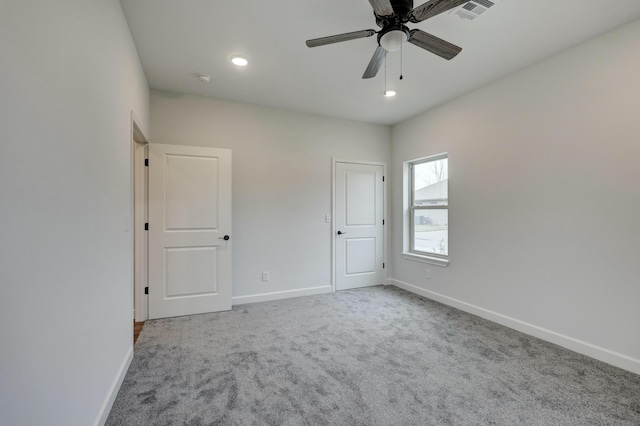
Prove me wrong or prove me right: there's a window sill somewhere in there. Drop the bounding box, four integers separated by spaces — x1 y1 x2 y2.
402 252 449 267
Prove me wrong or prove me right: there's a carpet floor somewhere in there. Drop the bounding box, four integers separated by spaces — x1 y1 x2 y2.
107 286 640 425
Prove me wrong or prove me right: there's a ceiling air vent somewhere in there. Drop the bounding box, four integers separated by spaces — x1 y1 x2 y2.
453 0 495 20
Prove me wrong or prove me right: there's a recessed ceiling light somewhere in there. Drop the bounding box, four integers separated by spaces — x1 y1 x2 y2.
229 55 248 67
384 90 397 97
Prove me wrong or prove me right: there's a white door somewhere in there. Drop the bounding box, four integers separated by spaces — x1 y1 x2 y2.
335 162 385 290
148 143 232 319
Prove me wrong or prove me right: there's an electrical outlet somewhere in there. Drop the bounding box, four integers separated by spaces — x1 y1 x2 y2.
262 271 270 282
425 269 431 279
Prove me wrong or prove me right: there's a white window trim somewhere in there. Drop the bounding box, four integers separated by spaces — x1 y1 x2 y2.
402 153 449 267
402 252 449 267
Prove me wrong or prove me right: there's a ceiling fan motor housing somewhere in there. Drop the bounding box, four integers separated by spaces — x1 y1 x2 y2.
375 0 414 26
374 0 413 50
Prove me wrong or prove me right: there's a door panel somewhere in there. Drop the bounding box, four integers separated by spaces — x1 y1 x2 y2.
335 162 384 290
149 144 232 319
165 155 219 230
165 246 218 297
346 170 376 225
345 238 376 274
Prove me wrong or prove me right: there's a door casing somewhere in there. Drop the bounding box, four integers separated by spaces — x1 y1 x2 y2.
131 113 149 322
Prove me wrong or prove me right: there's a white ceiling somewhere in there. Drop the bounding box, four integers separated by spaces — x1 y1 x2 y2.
120 0 640 126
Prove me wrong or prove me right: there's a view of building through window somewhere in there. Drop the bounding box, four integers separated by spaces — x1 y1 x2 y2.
411 156 448 257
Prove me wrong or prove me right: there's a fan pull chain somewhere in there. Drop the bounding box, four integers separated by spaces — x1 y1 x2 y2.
384 54 388 94
400 42 404 80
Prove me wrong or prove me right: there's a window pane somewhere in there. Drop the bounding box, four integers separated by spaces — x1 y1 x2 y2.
413 158 448 206
413 209 448 256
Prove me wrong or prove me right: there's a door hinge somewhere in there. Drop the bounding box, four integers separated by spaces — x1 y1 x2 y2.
383 263 385 269
144 222 149 231
144 159 149 167
383 219 385 225
382 176 385 182
144 286 149 295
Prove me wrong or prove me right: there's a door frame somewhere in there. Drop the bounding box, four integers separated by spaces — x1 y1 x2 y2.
331 158 388 292
130 112 149 322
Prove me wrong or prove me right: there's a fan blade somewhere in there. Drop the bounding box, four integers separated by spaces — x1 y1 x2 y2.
408 29 462 60
409 0 470 23
368 0 394 17
306 29 376 48
362 46 387 79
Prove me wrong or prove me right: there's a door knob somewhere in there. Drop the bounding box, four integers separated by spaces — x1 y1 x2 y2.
218 235 230 241
337 230 347 235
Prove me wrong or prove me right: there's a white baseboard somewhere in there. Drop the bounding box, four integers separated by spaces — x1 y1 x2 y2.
94 346 133 426
389 278 640 375
232 285 333 305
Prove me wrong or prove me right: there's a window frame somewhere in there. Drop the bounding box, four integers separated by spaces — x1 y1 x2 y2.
405 153 449 266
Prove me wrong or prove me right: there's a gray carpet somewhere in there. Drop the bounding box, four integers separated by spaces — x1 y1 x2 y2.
107 286 640 425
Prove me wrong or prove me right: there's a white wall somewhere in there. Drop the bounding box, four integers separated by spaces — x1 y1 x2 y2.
390 20 640 374
151 91 390 303
0 1 149 425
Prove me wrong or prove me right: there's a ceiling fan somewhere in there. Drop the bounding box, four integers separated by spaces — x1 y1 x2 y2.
306 0 469 79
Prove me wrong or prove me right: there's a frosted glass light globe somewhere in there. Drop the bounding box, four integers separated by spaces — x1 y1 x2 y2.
380 30 407 51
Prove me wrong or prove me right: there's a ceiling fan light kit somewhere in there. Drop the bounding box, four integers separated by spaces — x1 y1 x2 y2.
379 28 408 51
305 0 467 79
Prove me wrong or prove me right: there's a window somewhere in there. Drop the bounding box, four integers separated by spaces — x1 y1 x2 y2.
408 154 448 262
